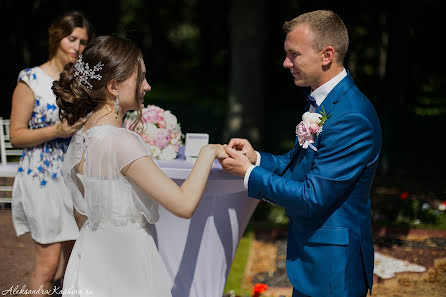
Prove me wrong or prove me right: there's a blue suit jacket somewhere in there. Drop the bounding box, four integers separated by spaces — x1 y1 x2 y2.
248 73 382 297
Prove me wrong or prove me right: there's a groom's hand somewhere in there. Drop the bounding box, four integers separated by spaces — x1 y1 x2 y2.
228 138 257 165
219 145 252 177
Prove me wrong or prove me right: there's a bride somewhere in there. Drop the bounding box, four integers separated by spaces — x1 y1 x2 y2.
52 35 227 297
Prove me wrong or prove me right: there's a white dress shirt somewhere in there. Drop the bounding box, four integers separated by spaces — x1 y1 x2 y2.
309 68 347 112
243 69 347 189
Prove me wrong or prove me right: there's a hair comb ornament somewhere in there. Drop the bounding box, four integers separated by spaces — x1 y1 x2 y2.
74 55 104 89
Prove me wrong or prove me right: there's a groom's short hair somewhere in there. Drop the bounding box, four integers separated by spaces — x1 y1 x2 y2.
283 10 349 65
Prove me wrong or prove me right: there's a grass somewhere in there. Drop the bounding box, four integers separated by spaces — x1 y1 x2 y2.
223 221 288 297
224 228 254 296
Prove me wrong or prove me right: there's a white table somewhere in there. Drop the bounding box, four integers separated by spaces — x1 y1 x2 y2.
0 162 19 177
154 159 259 297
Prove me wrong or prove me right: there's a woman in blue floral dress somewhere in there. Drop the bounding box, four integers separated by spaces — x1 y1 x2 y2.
9 11 94 294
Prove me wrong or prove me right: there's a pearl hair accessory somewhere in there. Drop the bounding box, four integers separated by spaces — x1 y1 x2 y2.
74 55 104 89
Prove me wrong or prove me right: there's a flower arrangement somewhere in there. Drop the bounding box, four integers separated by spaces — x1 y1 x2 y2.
124 105 184 160
296 106 330 152
252 283 268 297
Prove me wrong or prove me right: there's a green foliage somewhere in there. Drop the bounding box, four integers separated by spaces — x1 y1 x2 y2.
414 97 446 116
250 202 289 230
279 139 295 152
318 105 331 126
224 230 253 296
372 195 446 229
267 206 288 224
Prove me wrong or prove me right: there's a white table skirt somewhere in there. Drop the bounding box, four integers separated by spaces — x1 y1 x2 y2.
154 159 259 297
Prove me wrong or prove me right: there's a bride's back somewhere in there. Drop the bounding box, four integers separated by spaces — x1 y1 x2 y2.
63 125 159 230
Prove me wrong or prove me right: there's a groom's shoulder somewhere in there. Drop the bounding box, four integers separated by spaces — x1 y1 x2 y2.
323 85 381 137
337 85 378 119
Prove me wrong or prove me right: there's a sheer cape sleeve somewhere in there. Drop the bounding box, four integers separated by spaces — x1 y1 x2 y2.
114 130 160 224
115 130 152 171
63 126 159 224
62 130 88 215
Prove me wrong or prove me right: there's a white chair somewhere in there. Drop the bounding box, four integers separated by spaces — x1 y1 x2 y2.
0 117 22 205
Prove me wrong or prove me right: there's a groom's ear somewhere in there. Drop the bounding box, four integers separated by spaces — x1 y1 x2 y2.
106 80 119 97
321 46 335 66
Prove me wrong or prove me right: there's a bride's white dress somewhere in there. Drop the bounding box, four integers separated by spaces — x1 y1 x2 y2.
62 125 172 297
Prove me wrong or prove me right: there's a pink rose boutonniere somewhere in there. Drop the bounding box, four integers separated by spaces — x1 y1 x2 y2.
296 106 331 152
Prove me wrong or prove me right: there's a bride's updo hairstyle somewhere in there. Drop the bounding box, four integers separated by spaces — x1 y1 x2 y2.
53 35 144 125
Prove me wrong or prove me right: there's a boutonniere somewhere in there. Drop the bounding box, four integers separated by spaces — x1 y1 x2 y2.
295 106 331 152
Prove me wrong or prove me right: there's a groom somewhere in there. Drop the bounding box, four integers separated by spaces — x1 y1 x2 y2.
220 10 381 297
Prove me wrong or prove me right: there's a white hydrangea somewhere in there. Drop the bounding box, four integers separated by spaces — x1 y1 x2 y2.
164 111 178 130
302 112 322 124
173 124 182 134
160 145 177 160
144 122 158 135
170 137 179 145
126 110 138 120
150 145 161 158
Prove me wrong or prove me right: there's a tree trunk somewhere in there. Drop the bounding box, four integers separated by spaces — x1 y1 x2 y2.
224 0 268 147
381 1 412 175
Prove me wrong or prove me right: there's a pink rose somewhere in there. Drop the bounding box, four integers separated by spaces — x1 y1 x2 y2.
296 121 315 147
142 109 163 124
149 105 165 116
153 129 171 149
309 123 320 134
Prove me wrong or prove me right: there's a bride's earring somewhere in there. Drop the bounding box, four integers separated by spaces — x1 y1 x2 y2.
114 94 120 118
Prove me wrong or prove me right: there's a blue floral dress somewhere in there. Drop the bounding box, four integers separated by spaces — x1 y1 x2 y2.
12 67 79 244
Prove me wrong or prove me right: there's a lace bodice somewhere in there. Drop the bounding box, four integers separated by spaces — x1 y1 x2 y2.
17 67 70 186
63 126 159 230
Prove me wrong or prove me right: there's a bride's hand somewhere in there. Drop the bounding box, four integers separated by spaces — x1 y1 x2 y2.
203 144 228 160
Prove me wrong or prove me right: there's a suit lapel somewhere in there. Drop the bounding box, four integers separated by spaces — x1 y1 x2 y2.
280 73 355 176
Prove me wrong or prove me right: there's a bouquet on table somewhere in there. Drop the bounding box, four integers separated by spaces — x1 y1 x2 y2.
124 105 184 160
